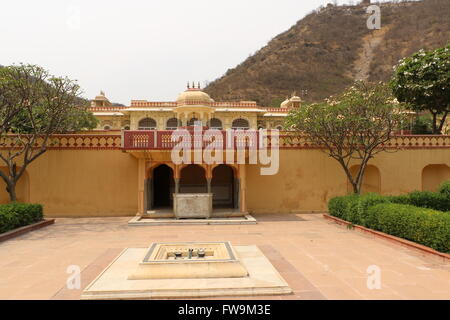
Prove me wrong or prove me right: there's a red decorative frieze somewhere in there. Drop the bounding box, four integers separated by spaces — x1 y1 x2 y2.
0 134 122 150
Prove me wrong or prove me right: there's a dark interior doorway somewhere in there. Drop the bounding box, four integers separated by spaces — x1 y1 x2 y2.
153 164 174 208
180 164 207 193
211 165 234 208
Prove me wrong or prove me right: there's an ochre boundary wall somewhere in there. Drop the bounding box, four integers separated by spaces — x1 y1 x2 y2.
0 149 138 217
245 147 449 213
0 134 448 217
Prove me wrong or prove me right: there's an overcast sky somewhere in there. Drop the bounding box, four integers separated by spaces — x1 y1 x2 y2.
1 0 392 104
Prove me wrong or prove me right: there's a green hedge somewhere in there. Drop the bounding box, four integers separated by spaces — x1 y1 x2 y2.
0 203 43 234
328 193 390 226
339 180 450 213
328 182 450 253
389 191 450 212
439 181 450 198
366 203 450 253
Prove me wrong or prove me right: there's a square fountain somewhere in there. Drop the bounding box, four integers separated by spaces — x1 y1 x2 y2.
82 242 292 299
128 242 248 279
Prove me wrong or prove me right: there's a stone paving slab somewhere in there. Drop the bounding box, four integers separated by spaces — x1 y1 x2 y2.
128 214 257 226
0 214 449 300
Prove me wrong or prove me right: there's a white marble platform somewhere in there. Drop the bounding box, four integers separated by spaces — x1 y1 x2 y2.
81 245 292 299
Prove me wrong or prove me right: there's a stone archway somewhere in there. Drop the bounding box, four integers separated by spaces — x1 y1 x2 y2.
180 164 207 193
211 165 235 209
151 164 175 209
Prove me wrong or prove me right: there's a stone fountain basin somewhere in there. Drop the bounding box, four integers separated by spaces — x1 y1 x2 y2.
128 241 248 279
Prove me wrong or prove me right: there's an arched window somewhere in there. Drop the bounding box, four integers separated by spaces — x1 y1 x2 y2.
166 118 179 130
138 118 157 130
209 118 222 130
275 125 283 131
232 118 249 129
188 118 201 126
103 125 111 130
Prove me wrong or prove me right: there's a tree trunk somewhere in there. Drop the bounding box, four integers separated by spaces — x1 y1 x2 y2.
339 161 361 195
5 180 17 202
352 182 360 195
437 111 448 134
432 112 439 134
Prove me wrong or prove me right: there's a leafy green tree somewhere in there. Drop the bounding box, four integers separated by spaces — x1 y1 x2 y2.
285 82 407 194
411 115 433 135
390 45 449 134
0 64 98 201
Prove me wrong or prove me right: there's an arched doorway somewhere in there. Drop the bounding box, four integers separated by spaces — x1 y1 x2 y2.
211 165 235 209
180 165 207 193
138 118 157 130
232 118 249 129
166 118 179 130
152 164 174 208
209 118 223 130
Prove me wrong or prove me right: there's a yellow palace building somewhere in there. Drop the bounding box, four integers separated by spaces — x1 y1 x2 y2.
0 86 448 217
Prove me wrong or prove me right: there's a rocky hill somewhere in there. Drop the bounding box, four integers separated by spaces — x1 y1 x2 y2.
204 0 450 107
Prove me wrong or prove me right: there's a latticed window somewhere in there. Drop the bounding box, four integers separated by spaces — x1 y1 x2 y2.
209 118 222 129
188 118 201 126
166 118 179 130
231 118 249 129
138 118 157 130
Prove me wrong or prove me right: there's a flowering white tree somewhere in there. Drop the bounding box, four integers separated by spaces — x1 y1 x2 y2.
391 45 449 134
0 64 97 201
285 82 407 194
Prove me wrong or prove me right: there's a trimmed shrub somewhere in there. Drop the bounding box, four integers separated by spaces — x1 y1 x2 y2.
0 203 43 233
328 194 358 220
347 193 391 227
367 203 450 253
406 191 450 212
385 194 410 204
329 193 391 226
438 180 450 198
328 191 450 253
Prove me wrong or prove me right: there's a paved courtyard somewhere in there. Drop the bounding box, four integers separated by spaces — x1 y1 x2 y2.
0 214 449 300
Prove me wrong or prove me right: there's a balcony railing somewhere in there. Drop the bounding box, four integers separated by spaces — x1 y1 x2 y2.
1 132 446 151
122 130 260 150
122 130 450 150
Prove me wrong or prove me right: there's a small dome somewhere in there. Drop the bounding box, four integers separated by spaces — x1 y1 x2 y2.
176 88 214 105
91 91 111 107
290 96 301 103
94 91 109 101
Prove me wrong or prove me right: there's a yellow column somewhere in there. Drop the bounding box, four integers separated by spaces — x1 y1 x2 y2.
206 165 212 193
239 164 247 213
137 158 146 216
